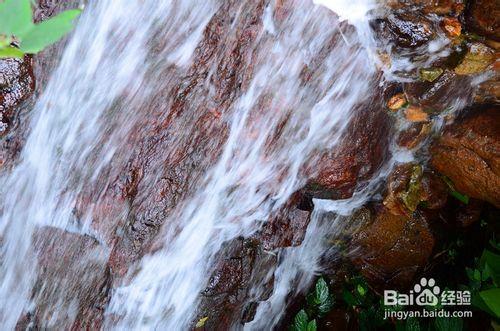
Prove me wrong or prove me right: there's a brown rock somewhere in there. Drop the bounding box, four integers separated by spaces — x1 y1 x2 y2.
383 163 423 216
388 0 463 16
404 70 473 112
351 206 435 289
454 199 484 227
465 0 500 41
371 12 434 49
195 238 276 330
420 172 448 210
28 227 110 330
397 122 431 149
256 193 311 251
303 98 391 200
431 107 500 207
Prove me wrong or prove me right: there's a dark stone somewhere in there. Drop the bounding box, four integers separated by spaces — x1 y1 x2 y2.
465 0 500 41
403 70 473 112
371 12 434 49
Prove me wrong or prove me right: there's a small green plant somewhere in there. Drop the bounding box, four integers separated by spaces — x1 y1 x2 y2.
290 310 317 331
0 0 81 58
463 240 500 319
443 176 469 204
290 278 334 331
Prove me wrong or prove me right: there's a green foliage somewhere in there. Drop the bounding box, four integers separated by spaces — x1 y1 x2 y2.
290 310 317 331
463 241 500 319
419 67 444 82
306 277 334 317
290 278 334 331
442 176 469 204
342 275 386 331
0 0 80 58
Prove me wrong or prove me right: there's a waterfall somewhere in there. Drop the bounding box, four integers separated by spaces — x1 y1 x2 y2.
0 0 384 329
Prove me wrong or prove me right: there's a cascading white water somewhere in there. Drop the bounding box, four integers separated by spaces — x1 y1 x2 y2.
0 0 385 329
0 0 216 328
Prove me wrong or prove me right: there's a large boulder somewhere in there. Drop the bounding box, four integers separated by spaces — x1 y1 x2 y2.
351 206 435 289
431 107 500 207
303 100 392 200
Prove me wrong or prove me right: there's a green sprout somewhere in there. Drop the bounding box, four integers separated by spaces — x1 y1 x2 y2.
0 0 81 58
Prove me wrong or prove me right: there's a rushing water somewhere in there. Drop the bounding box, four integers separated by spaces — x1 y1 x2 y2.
0 0 385 329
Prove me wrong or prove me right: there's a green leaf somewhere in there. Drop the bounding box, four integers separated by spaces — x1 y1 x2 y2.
0 46 24 58
442 176 469 204
434 317 463 331
479 288 500 318
315 278 330 304
450 189 469 204
292 310 309 331
474 269 482 282
342 288 358 307
357 284 367 296
419 67 444 82
306 320 317 331
480 250 500 286
0 0 33 37
19 9 80 54
317 296 334 316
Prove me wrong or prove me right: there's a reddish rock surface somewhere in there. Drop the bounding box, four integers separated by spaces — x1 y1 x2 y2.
431 107 500 207
256 193 311 251
351 206 435 289
195 238 276 330
303 98 392 200
26 227 110 330
465 0 500 41
404 70 473 112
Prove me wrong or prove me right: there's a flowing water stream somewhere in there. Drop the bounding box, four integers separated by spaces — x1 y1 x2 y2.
0 0 390 329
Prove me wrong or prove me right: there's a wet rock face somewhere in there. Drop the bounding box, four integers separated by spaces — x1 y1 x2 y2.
256 193 312 251
371 12 434 49
0 56 35 134
466 0 500 41
25 227 111 330
431 107 500 208
383 164 448 216
195 238 276 330
303 100 392 200
107 0 267 277
404 70 473 112
351 206 435 289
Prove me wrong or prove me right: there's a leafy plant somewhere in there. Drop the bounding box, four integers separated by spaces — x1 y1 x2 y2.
290 310 317 331
463 241 500 319
290 278 334 331
306 277 335 317
442 176 469 204
0 0 81 58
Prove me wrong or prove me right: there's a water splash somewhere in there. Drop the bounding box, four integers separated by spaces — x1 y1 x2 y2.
0 0 384 329
107 1 380 329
